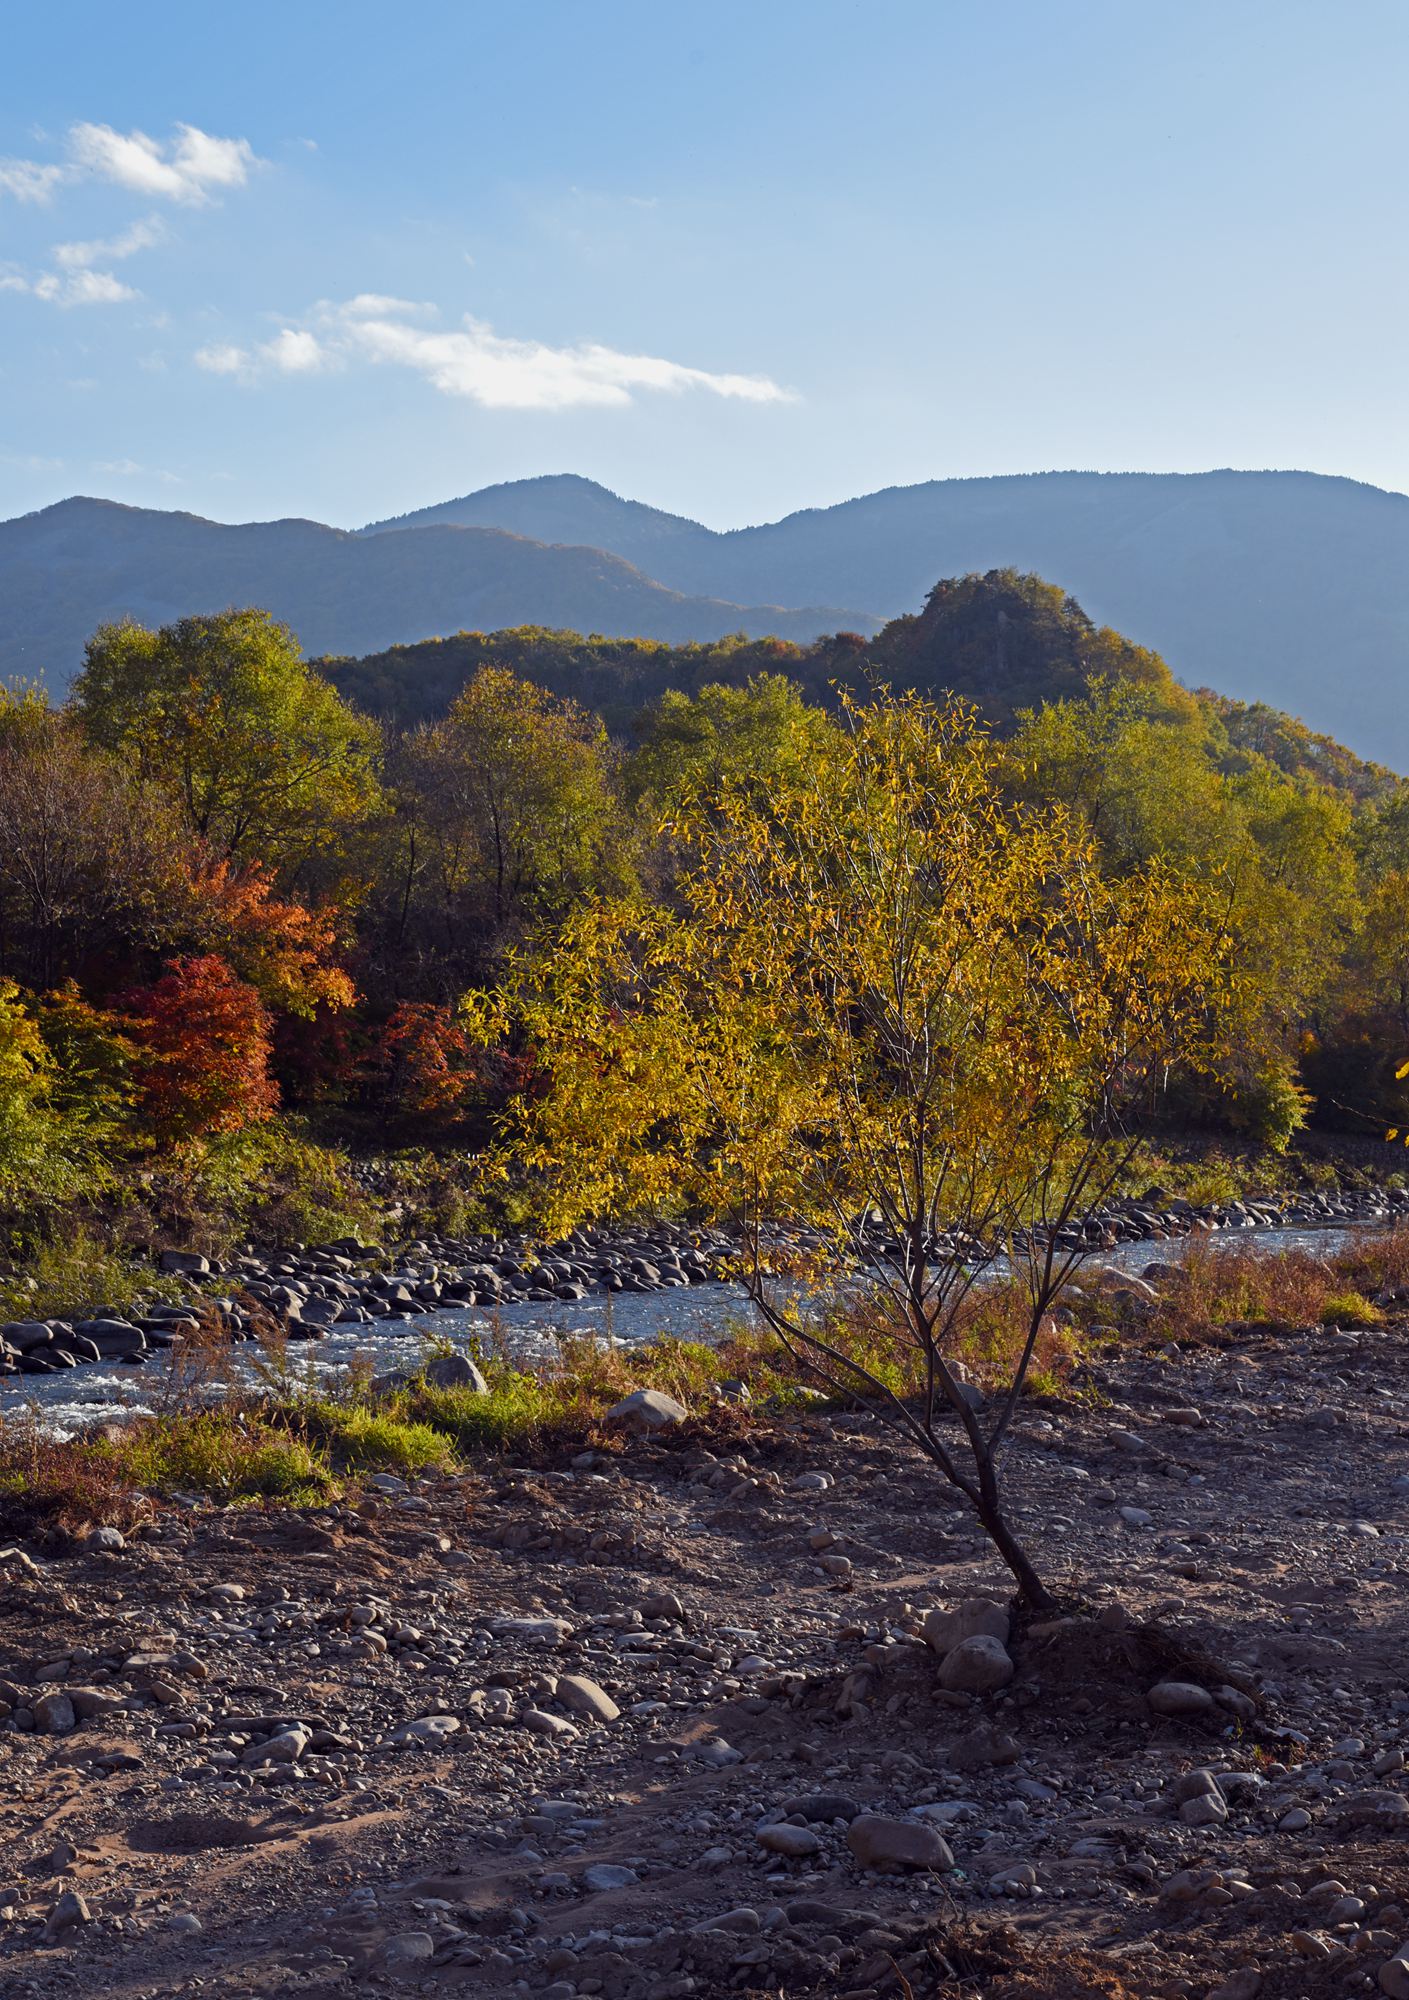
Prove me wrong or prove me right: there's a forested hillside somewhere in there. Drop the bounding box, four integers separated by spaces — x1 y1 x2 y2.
361 468 1409 763
318 567 1400 796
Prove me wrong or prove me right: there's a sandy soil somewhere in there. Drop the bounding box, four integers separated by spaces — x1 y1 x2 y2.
2 1313 1409 2000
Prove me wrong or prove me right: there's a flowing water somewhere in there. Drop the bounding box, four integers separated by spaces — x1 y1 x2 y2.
0 1219 1386 1439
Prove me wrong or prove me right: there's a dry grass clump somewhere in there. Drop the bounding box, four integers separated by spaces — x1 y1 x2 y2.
1140 1239 1335 1339
1117 1222 1409 1343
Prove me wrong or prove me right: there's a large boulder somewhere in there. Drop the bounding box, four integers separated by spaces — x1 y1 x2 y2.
847 1814 953 1873
422 1352 489 1393
0 1321 54 1352
923 1597 1010 1659
1147 1680 1215 1717
938 1634 1015 1693
158 1249 210 1276
605 1388 687 1434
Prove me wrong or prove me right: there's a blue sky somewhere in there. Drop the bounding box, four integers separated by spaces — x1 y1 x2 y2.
2 0 1405 529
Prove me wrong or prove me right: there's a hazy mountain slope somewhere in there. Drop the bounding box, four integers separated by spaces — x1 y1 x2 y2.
362 473 705 572
0 498 878 687
373 470 1409 764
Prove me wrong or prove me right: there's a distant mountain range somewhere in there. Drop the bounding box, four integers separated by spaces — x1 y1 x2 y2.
3 466 1407 763
0 498 875 682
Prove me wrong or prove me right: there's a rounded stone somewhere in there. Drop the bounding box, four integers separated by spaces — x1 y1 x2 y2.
757 1822 822 1858
1147 1680 1215 1716
938 1634 1014 1693
846 1814 954 1873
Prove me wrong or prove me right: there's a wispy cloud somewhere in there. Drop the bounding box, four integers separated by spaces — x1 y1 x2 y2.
340 293 436 320
3 264 139 308
93 457 180 482
0 123 262 207
69 122 261 204
0 159 65 203
193 341 251 378
53 216 163 269
195 327 328 379
195 299 795 412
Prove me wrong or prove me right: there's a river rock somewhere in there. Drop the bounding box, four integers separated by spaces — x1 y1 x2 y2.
556 1674 620 1723
783 1791 863 1823
389 1715 460 1746
947 1722 1020 1770
605 1388 687 1433
158 1250 210 1276
847 1814 953 1872
1147 1680 1215 1717
32 1692 75 1734
581 1863 637 1893
757 1823 822 1858
923 1597 1010 1658
938 1634 1014 1693
42 1890 90 1942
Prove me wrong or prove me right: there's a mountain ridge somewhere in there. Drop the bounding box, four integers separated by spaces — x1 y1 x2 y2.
4 465 1408 764
0 497 878 685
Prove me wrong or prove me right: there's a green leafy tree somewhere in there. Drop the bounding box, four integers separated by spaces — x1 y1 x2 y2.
74 610 382 885
624 674 838 811
371 666 632 995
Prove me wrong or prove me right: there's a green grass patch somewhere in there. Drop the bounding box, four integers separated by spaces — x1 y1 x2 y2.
294 1398 453 1474
107 1412 337 1505
1318 1289 1383 1328
0 1226 185 1324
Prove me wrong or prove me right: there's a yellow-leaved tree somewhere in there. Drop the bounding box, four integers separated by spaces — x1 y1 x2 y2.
466 691 1235 1608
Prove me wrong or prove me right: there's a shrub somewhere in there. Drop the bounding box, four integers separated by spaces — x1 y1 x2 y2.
1318 1289 1383 1328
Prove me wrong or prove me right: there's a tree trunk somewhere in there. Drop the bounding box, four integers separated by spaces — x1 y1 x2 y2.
970 1476 1055 1612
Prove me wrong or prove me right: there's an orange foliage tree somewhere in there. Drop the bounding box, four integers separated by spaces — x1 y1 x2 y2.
182 859 356 1019
361 1001 482 1129
123 955 278 1142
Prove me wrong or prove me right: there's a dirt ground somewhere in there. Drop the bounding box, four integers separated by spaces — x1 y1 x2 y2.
3 1313 1409 2000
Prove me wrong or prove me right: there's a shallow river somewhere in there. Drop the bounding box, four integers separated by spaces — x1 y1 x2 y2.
0 1220 1381 1438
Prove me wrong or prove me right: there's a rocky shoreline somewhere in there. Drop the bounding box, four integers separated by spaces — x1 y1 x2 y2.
4 1302 1409 1997
4 1180 1408 1386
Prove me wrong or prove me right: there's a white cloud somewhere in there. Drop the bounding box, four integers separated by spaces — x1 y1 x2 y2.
200 300 791 410
69 121 261 204
93 457 180 482
3 264 138 307
61 269 140 306
194 298 794 411
53 216 163 269
339 311 793 410
262 328 324 373
195 341 252 377
196 328 327 380
339 293 435 320
0 159 64 203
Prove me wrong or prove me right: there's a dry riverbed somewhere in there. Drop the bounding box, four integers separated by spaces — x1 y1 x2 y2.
3 1314 1409 2000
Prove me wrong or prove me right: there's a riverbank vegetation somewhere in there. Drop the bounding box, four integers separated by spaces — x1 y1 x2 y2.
0 570 1406 1281
5 1218 1409 1553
